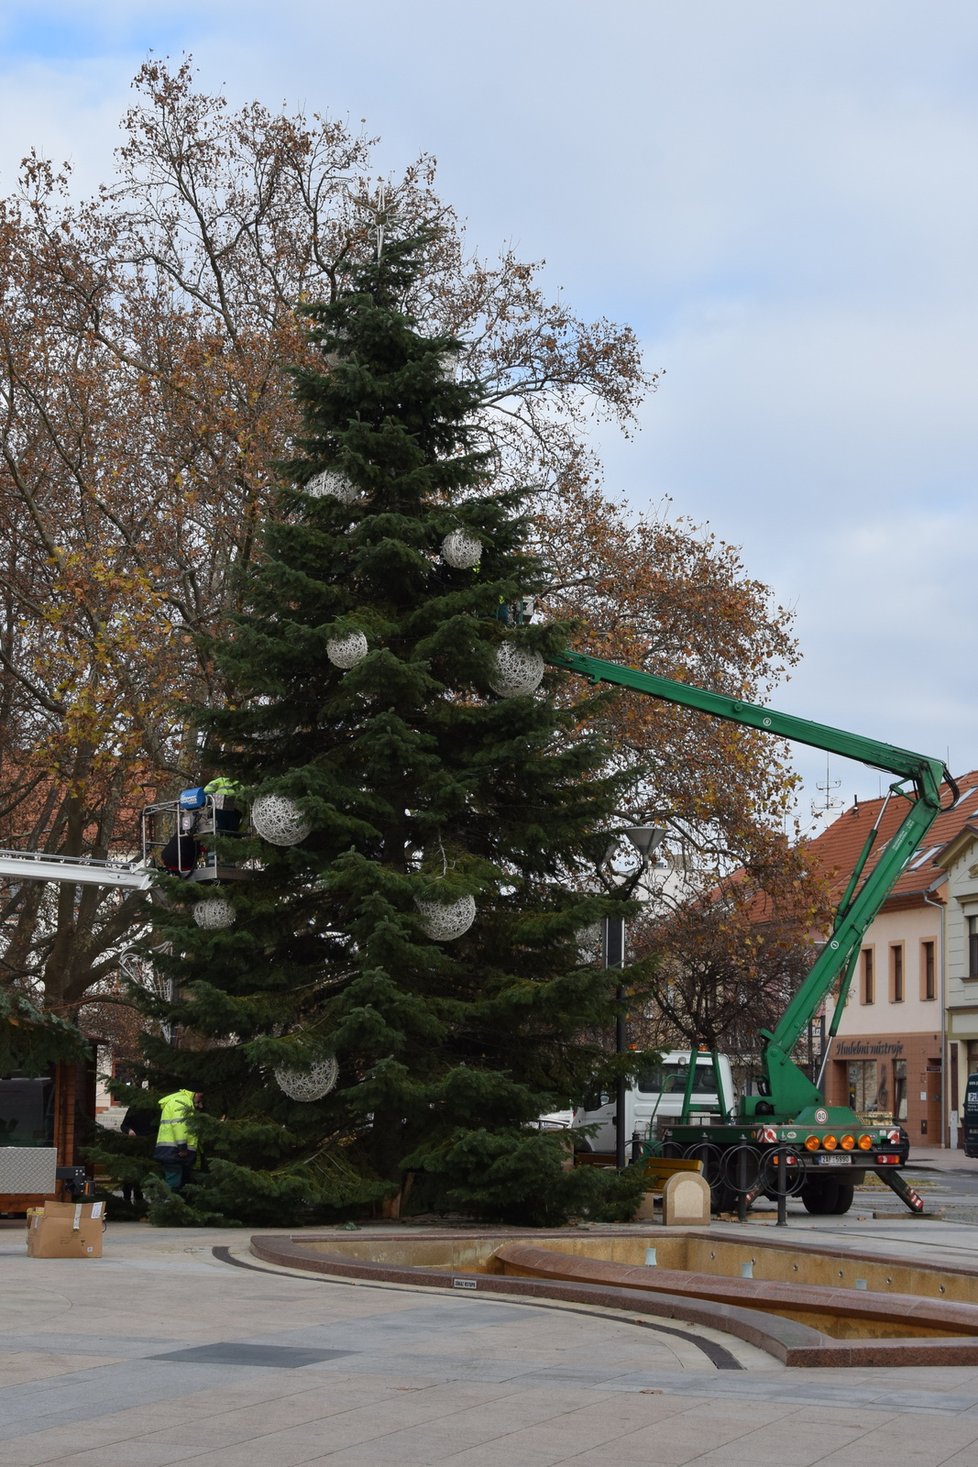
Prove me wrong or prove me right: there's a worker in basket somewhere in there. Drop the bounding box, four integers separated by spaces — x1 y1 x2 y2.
204 776 243 835
158 829 202 877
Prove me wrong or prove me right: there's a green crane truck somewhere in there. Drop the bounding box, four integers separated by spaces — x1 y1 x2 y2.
551 649 958 1216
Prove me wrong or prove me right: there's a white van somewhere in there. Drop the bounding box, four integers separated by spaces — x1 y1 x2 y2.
574 1051 735 1153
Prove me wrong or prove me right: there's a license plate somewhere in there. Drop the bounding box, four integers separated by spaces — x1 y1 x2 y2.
814 1153 852 1166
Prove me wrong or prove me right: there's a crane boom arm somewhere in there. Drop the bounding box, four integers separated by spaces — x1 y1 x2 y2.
550 649 956 1114
551 650 948 801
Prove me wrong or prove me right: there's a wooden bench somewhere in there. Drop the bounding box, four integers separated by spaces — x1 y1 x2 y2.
643 1155 704 1192
633 1156 711 1225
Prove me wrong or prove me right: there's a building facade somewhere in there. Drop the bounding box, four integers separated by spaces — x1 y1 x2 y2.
821 901 943 1144
807 773 978 1148
930 820 978 1131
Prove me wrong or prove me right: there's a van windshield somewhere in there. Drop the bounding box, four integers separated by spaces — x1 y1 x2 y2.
634 1061 718 1096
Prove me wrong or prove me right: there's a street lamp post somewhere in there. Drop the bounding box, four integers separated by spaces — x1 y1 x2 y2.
603 825 667 1170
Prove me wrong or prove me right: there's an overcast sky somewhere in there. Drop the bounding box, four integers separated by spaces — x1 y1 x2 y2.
0 1 974 829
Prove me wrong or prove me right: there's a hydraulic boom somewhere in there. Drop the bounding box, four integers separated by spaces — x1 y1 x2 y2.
551 649 957 1215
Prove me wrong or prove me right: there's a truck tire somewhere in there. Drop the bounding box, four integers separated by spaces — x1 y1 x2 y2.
801 1178 839 1215
829 1182 855 1214
681 1141 727 1213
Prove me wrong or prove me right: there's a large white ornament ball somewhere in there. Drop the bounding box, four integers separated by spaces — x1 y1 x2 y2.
323 328 349 368
441 529 482 569
326 631 368 669
305 469 359 504
576 922 602 964
488 643 545 697
251 792 312 846
415 893 477 942
192 897 236 930
275 1056 339 1103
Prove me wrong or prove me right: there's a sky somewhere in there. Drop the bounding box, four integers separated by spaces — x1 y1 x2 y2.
0 0 975 830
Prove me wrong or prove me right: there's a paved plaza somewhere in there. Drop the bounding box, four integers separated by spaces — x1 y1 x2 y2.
6 1150 978 1466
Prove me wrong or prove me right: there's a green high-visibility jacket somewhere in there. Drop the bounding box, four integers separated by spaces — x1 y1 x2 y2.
156 1090 197 1151
204 777 240 797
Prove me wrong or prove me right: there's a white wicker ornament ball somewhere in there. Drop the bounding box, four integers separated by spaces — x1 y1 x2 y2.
326 631 368 669
415 893 477 941
323 329 349 368
304 469 359 504
441 529 482 569
251 792 312 846
576 922 602 964
488 643 545 697
274 1056 339 1103
192 897 236 930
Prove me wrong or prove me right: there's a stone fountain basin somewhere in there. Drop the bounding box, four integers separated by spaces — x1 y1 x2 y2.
250 1227 978 1368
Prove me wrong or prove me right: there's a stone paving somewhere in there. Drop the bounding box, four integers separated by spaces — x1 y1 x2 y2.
5 1148 978 1465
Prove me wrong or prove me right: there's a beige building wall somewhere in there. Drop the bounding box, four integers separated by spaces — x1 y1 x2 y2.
938 829 978 1126
823 904 943 1145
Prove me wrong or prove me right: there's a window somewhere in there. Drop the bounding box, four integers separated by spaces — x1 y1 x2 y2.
0 1076 55 1146
921 940 936 1001
860 947 874 1005
634 1062 717 1097
890 944 905 1003
894 1058 907 1122
969 916 978 979
848 1060 879 1115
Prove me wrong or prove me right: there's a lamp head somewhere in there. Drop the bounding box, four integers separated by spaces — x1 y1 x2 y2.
622 825 667 862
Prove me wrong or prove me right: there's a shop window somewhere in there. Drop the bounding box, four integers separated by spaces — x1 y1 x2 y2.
848 1060 880 1115
894 1058 907 1122
921 940 936 1001
890 943 904 1003
860 948 874 1005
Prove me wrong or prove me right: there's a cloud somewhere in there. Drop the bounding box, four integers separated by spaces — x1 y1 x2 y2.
0 0 974 807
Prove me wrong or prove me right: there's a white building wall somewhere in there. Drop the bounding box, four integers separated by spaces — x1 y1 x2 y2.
941 836 978 1095
827 905 942 1037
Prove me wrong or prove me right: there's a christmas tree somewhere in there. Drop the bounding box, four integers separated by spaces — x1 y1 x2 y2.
129 234 647 1226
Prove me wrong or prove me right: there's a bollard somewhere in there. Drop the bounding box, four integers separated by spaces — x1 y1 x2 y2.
776 1146 788 1227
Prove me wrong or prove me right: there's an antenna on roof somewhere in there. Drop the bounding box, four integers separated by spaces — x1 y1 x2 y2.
813 756 843 821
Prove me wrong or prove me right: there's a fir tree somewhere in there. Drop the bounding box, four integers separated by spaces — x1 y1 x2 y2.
130 235 648 1226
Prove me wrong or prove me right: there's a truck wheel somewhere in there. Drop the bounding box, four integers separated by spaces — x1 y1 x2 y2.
681 1141 726 1212
801 1179 839 1215
712 1181 739 1214
829 1182 855 1214
717 1143 761 1214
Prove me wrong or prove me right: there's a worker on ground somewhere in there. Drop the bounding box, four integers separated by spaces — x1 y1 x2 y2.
153 1089 203 1190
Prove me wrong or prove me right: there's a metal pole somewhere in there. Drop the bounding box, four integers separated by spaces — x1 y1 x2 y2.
776 1147 788 1227
604 915 627 1169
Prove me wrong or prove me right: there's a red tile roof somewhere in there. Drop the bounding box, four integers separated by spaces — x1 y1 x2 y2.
803 770 978 909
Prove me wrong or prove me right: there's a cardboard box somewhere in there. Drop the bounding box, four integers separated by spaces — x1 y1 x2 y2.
27 1200 105 1258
